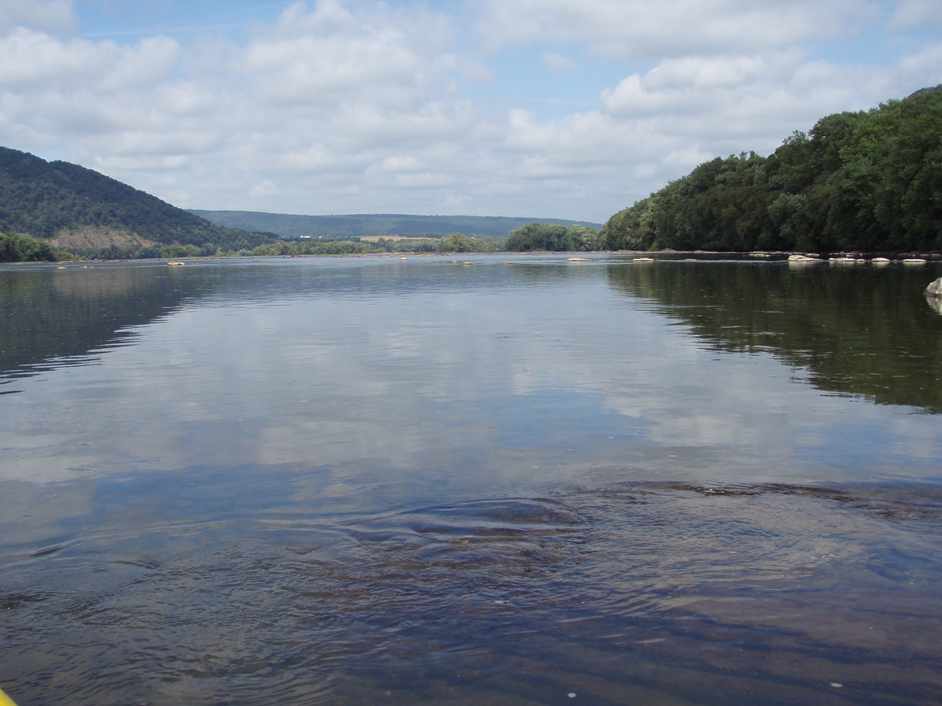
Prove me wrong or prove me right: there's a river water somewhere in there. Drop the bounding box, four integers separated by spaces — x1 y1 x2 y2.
2 254 941 705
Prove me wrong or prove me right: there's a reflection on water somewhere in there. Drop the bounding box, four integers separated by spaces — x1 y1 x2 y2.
607 261 942 411
1 256 941 705
0 262 229 395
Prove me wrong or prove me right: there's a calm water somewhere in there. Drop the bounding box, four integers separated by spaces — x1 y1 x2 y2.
2 254 941 706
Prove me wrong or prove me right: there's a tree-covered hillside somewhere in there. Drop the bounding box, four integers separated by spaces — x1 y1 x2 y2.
602 86 942 253
0 147 272 254
192 210 599 238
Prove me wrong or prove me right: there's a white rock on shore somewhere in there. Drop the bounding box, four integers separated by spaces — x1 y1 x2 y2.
788 254 822 266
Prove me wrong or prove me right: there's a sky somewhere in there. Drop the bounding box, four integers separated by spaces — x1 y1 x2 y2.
0 1 940 222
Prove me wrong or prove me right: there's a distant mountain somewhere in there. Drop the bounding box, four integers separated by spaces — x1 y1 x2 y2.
191 210 600 238
0 147 271 255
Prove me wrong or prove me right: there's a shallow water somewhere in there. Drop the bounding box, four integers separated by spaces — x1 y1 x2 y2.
2 255 941 705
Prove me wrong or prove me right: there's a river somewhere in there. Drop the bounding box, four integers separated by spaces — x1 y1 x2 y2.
2 254 941 705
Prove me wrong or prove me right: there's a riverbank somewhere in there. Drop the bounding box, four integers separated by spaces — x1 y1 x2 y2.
5 247 942 265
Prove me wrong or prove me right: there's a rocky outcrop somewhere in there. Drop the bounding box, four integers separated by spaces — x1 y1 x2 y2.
927 278 942 315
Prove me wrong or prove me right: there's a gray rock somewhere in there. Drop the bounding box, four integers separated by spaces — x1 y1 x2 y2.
927 277 942 298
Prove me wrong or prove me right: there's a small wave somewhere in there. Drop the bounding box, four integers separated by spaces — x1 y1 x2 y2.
0 590 52 610
377 497 585 537
30 544 66 558
620 480 942 524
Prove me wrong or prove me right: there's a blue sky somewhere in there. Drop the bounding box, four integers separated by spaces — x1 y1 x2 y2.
0 0 940 221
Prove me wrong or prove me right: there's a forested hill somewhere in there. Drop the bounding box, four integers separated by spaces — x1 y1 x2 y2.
602 86 942 253
0 147 271 254
191 210 600 238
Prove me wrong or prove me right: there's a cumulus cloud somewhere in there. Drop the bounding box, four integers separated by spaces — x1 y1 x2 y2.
0 0 937 222
0 29 178 86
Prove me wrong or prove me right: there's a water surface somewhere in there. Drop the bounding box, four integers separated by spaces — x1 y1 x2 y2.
2 255 941 705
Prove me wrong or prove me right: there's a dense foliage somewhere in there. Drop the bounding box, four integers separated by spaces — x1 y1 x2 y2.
602 86 942 252
0 232 60 261
0 231 504 261
249 234 500 256
0 147 273 252
505 223 600 251
193 210 599 238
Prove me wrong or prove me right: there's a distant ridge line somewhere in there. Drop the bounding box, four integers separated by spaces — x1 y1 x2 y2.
191 209 600 238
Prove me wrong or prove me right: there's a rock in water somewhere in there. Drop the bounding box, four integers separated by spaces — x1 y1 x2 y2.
927 278 942 315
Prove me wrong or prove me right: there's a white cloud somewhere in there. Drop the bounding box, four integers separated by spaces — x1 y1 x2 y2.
249 179 278 198
0 29 178 86
244 32 423 103
0 0 938 223
0 0 73 34
477 0 877 56
381 155 422 173
543 52 575 73
891 0 942 27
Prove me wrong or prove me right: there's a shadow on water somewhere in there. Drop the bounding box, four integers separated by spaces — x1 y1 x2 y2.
606 262 942 412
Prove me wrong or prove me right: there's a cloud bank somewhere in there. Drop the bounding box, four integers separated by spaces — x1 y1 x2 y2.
0 0 939 221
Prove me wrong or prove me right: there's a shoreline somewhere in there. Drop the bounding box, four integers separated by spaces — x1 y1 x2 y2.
4 249 942 265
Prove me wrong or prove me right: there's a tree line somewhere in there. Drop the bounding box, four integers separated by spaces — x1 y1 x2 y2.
0 232 504 261
601 86 942 253
248 233 501 256
0 233 67 262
